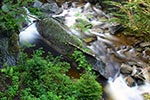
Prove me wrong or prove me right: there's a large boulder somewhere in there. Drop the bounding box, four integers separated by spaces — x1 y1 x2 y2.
36 18 85 56
36 18 120 79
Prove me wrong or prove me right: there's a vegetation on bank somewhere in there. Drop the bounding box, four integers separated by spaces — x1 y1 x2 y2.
0 49 103 100
106 0 150 41
0 0 41 32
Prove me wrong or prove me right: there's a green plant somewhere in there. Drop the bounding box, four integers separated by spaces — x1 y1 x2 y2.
76 72 103 100
0 49 103 100
0 0 41 32
71 18 92 32
71 50 92 71
107 0 150 41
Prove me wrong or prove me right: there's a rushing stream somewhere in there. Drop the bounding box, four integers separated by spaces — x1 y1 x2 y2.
19 1 150 100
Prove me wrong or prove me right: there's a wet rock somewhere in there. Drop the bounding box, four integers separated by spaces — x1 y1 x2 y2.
139 42 150 48
120 63 133 75
125 76 135 87
143 48 150 58
33 0 43 8
0 33 19 66
85 0 99 5
132 68 145 85
47 0 56 3
143 67 150 82
135 78 145 86
41 3 62 15
37 18 94 66
34 0 62 15
110 24 125 34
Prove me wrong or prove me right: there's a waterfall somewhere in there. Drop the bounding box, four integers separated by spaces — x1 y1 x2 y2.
19 8 41 46
105 75 144 100
19 23 40 46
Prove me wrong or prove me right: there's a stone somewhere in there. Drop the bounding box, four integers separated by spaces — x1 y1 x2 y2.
33 0 43 8
140 42 150 48
120 63 133 75
0 33 19 66
41 3 62 15
125 76 135 87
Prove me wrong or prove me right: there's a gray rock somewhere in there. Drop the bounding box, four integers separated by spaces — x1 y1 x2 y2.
0 37 18 66
33 0 43 8
140 42 150 48
120 63 133 75
47 0 56 4
41 3 62 15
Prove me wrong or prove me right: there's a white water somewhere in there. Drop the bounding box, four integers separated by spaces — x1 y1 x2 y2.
19 8 40 46
105 75 144 100
19 23 40 45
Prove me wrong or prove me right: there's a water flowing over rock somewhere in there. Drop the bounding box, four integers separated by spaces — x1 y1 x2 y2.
105 75 144 100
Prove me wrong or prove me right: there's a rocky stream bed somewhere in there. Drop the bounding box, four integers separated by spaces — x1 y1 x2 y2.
1 0 150 100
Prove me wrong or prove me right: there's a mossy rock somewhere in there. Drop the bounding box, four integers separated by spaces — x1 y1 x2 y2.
36 18 85 56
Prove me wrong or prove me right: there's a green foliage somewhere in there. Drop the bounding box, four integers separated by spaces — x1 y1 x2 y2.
0 0 41 32
76 72 103 100
71 50 92 71
0 49 103 100
71 18 92 32
107 0 150 41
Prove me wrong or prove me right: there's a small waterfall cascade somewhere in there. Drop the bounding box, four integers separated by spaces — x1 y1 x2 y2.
19 1 150 100
19 8 41 46
105 75 144 100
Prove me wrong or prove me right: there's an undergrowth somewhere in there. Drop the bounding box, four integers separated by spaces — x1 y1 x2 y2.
106 0 150 41
0 49 102 100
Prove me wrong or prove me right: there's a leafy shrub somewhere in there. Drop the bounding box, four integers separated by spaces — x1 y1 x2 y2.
71 50 92 71
0 0 40 32
0 49 103 100
107 0 150 41
76 72 103 100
